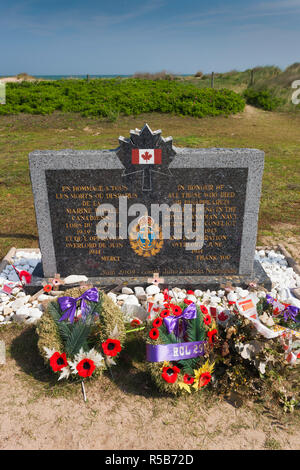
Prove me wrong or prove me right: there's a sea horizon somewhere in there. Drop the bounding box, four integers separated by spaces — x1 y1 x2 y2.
0 73 192 80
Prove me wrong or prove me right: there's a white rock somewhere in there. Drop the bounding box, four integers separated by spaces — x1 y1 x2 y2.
145 285 160 296
123 295 139 306
27 308 43 319
237 290 249 299
11 295 31 311
121 287 133 295
278 288 290 302
177 291 186 300
287 297 300 309
16 305 31 315
227 292 238 303
3 305 13 316
257 291 266 298
16 291 26 298
26 317 39 324
0 294 10 302
38 294 51 302
134 286 145 296
154 293 164 303
11 287 21 295
63 275 88 284
194 290 203 297
122 304 148 321
107 292 117 303
117 294 129 301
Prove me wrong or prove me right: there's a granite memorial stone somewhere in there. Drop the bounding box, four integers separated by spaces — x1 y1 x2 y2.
29 124 270 289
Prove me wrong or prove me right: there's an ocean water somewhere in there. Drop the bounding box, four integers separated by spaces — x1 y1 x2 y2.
0 74 191 80
34 74 132 80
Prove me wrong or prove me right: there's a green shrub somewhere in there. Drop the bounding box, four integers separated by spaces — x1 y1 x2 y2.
0 78 245 118
243 88 284 111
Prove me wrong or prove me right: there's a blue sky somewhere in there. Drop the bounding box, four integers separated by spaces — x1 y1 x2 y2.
1 0 299 75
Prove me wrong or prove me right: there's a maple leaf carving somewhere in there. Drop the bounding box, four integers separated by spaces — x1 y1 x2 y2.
141 151 152 161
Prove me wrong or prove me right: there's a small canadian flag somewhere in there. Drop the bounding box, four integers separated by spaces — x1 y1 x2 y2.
132 148 162 165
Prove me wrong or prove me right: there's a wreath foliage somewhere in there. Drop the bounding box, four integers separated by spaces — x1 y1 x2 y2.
145 301 217 395
36 286 126 380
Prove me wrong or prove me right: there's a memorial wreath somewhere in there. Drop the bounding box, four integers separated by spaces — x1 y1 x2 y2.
145 298 217 395
37 286 126 381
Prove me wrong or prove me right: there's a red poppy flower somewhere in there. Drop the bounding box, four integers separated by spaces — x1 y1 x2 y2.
207 329 218 344
200 305 208 315
149 327 159 340
187 290 194 295
162 365 180 384
170 304 182 316
76 358 96 378
160 309 170 318
184 299 193 305
203 314 212 326
183 374 194 385
199 372 212 387
43 284 52 293
130 318 142 327
297 353 300 359
49 352 68 372
102 338 122 357
152 317 163 328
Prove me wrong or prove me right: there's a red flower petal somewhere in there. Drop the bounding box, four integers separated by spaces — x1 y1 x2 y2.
203 314 212 326
149 327 159 340
199 372 211 387
43 284 52 293
187 290 194 295
130 318 142 327
200 305 208 315
183 374 194 385
152 317 163 328
207 329 218 344
170 304 182 316
76 358 96 378
102 339 122 357
184 299 193 305
49 352 68 372
160 309 170 318
161 366 179 384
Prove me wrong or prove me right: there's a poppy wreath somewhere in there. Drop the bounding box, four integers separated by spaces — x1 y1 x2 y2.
36 286 126 381
145 301 217 395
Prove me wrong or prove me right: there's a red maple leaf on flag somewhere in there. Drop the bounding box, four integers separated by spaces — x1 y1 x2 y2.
141 151 152 161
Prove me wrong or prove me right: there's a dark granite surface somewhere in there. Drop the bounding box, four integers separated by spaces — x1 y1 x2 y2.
29 124 267 286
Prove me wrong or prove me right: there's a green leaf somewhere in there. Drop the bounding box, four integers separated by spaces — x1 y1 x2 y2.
65 320 93 357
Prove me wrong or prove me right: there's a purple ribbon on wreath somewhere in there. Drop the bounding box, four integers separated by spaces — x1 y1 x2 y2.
164 303 197 338
58 287 99 323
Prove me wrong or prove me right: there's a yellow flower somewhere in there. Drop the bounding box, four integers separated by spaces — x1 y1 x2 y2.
162 361 170 370
193 360 215 390
178 381 191 394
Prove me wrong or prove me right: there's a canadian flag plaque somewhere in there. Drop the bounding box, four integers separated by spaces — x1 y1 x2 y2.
131 148 162 165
